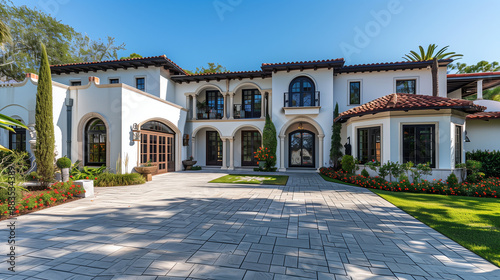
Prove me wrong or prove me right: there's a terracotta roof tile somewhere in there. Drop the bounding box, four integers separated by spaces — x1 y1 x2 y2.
335 93 485 123
185 70 264 77
448 71 500 78
467 111 500 120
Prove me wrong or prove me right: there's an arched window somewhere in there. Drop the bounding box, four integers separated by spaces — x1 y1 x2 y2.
288 77 316 107
85 118 106 166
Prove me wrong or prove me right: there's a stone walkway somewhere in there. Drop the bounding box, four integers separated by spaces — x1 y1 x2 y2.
1 171 499 279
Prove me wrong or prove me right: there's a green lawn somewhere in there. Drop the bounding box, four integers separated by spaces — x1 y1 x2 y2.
372 189 500 267
209 174 289 185
319 173 358 186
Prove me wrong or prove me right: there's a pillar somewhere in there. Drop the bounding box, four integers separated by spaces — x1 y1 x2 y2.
191 136 196 160
279 135 286 172
221 137 228 169
222 94 228 120
228 137 235 170
192 94 197 120
260 92 265 119
477 79 483 100
317 134 324 171
229 93 234 119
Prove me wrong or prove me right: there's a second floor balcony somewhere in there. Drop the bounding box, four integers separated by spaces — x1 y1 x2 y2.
283 91 321 115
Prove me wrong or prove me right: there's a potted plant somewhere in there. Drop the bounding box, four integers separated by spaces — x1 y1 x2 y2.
182 156 197 170
254 147 273 171
196 100 207 119
135 160 157 181
56 156 72 182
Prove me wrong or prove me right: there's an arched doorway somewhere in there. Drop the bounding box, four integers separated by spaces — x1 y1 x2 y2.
289 130 315 167
140 121 175 173
85 118 107 166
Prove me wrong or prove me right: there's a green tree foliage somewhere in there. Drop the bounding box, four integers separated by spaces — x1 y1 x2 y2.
403 44 462 61
0 1 125 80
450 60 500 74
120 53 143 60
35 43 55 185
330 103 343 168
0 19 11 45
0 114 27 151
262 115 277 168
191 62 227 74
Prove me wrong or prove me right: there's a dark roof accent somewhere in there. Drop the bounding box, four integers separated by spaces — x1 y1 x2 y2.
261 58 345 73
170 70 271 83
50 55 186 75
335 93 485 123
467 111 500 120
447 71 500 96
337 59 453 74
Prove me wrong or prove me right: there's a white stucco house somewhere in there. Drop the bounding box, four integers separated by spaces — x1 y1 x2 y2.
1 55 499 180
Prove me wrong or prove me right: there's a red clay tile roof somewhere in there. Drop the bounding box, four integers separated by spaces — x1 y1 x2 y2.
448 71 500 78
51 55 186 74
261 58 344 67
466 111 500 120
335 93 485 123
184 70 265 77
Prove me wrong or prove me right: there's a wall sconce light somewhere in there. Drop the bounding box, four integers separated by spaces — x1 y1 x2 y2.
298 122 303 130
132 123 141 141
183 134 190 146
465 131 471 142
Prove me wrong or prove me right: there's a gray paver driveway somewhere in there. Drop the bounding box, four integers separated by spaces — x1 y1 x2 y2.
1 171 500 280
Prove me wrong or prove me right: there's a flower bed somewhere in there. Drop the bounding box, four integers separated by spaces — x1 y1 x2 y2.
319 167 500 198
0 181 84 218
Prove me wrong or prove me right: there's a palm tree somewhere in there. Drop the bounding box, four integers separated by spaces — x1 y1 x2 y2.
403 44 462 61
0 19 12 46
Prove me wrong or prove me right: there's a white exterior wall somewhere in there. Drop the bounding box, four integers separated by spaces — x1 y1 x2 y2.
465 119 500 152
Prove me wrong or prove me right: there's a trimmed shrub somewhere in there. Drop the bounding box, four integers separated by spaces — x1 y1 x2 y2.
341 155 355 174
447 173 459 187
466 150 500 178
56 157 71 169
361 169 369 177
263 115 277 168
95 173 145 187
330 103 343 169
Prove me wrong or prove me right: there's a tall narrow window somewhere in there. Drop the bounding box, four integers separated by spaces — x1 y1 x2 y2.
9 124 26 151
455 125 462 165
357 127 380 164
206 90 224 119
241 131 261 166
288 76 315 107
136 77 145 91
402 124 435 167
85 118 107 166
242 89 261 118
396 79 416 94
349 81 361 105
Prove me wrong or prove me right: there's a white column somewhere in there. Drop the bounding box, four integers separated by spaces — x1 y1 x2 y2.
477 79 483 100
229 93 234 119
222 94 228 120
191 136 196 160
317 134 324 171
221 137 228 169
279 135 286 172
228 137 235 170
192 94 197 120
260 92 265 119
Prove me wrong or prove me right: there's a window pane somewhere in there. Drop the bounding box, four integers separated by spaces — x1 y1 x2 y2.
455 126 462 165
357 127 380 164
288 77 316 107
350 82 360 104
402 125 435 167
136 78 145 91
396 80 416 94
110 79 119 84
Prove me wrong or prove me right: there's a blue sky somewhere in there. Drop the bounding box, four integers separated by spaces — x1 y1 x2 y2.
14 0 500 72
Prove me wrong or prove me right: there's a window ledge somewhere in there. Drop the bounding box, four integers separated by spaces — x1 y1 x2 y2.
283 106 321 115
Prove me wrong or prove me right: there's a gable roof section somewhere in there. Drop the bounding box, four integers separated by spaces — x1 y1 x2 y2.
467 111 500 120
337 59 452 74
335 93 485 123
51 55 186 75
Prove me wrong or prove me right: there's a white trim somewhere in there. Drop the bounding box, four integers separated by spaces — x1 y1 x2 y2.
134 76 146 92
399 121 439 168
352 123 383 163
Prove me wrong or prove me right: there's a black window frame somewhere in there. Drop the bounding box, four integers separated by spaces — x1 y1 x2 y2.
396 79 416 94
9 127 26 151
136 77 145 91
357 126 381 164
242 89 262 119
349 81 361 105
85 118 107 166
455 125 462 165
288 76 315 107
109 78 119 84
206 90 224 119
402 124 436 168
71 81 82 86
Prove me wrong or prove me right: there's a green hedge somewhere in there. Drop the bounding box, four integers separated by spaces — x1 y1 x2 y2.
95 173 145 187
466 150 500 178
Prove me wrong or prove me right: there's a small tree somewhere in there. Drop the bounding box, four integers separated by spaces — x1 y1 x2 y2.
262 115 277 169
330 103 343 169
35 43 55 185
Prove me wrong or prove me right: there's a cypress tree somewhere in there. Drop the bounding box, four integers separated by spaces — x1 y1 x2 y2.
35 43 55 184
330 102 343 169
263 114 277 168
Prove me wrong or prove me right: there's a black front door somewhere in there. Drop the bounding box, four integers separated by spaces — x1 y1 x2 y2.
206 131 223 166
289 130 315 167
241 131 261 166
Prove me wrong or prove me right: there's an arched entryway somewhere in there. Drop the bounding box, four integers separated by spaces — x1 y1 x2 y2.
140 120 176 173
289 130 315 167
